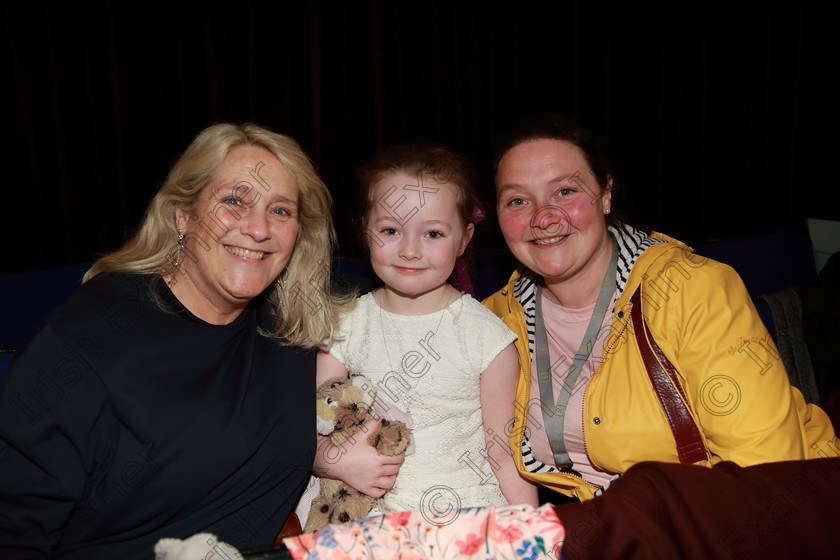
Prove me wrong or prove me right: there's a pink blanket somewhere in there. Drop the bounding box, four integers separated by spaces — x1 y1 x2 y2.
283 503 564 559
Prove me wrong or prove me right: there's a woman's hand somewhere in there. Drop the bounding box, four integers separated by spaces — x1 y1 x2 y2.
313 418 406 498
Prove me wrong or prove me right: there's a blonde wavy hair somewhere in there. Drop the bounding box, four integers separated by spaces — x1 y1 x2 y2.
85 122 349 349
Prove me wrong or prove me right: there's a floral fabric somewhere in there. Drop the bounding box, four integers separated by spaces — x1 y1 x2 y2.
283 504 564 560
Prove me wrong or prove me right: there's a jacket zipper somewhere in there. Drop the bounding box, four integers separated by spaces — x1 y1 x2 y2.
510 285 601 489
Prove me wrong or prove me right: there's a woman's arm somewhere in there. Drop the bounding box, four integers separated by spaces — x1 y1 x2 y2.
312 351 404 497
480 343 539 506
0 331 108 558
652 257 835 464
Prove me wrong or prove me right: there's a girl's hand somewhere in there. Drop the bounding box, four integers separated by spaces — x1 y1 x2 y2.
313 418 406 498
314 353 405 496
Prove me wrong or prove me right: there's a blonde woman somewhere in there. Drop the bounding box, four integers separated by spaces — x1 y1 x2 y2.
0 123 352 558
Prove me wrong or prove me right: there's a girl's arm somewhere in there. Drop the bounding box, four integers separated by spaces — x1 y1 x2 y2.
316 349 351 385
313 351 405 498
481 343 539 506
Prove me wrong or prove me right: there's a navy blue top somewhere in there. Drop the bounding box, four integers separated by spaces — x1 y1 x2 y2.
0 273 315 559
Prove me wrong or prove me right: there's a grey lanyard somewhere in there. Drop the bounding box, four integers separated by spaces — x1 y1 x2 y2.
534 245 617 466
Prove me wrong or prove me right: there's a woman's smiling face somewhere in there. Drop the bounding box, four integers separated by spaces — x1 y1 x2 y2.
173 144 299 323
496 138 612 288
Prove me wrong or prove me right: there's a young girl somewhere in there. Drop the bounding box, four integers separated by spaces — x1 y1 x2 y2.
314 144 538 517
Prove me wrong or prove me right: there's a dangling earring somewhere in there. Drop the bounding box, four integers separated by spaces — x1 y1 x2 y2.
276 275 286 309
165 229 185 286
174 229 185 267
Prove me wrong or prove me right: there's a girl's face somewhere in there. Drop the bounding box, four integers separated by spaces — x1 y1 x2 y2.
366 171 474 306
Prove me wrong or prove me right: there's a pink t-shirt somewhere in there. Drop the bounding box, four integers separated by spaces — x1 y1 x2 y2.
528 292 615 487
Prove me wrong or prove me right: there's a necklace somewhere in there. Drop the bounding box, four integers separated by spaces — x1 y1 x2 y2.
376 288 454 383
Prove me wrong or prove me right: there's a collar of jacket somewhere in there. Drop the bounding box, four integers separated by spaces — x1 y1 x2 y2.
508 222 667 359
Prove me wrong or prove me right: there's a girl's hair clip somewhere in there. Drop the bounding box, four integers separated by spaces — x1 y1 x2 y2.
471 195 486 224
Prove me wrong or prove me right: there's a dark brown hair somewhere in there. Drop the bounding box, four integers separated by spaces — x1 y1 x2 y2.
494 114 626 228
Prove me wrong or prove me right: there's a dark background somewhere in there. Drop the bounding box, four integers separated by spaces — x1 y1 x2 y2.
4 2 836 275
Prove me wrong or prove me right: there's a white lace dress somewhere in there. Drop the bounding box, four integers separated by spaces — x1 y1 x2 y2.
329 292 516 513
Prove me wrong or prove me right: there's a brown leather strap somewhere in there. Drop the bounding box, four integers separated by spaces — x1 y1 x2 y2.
630 288 709 463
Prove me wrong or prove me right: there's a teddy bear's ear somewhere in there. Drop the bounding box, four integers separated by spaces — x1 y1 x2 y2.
349 375 375 407
317 415 336 436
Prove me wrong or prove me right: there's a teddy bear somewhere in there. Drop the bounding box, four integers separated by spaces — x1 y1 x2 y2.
303 375 411 533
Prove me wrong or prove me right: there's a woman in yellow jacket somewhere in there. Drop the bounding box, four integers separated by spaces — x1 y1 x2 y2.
483 115 838 501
